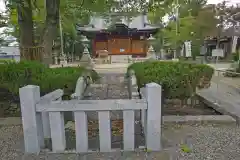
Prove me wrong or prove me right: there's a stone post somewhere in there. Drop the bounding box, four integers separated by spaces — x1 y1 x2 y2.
127 70 137 99
146 83 162 151
19 85 44 153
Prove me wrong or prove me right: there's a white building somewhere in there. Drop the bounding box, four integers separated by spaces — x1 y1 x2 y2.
0 46 20 62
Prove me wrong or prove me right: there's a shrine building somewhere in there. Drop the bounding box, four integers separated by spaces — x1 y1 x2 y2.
77 13 161 58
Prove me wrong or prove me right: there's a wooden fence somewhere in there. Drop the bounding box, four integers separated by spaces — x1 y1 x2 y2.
19 74 162 154
20 46 43 61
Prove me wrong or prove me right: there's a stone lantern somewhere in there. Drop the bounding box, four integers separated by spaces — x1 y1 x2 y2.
81 36 90 49
52 48 58 65
147 34 156 59
79 36 94 69
52 40 60 65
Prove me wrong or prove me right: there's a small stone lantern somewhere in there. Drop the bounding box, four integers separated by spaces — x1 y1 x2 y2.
79 36 93 69
81 36 90 51
147 34 156 59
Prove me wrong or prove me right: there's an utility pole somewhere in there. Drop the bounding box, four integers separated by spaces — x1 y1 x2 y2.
174 0 179 59
231 12 240 67
59 13 64 57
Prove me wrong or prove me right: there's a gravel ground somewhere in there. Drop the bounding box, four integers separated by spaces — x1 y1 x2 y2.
1 124 240 160
163 123 240 160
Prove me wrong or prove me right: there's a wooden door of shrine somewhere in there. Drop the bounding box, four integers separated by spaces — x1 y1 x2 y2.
108 38 131 54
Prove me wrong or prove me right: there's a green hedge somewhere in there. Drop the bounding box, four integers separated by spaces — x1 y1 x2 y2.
0 60 99 95
128 61 214 99
0 61 99 117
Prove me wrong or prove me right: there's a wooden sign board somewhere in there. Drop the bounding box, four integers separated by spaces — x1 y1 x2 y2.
184 41 192 57
212 49 224 57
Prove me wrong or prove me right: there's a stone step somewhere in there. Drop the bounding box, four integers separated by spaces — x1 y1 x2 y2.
110 55 131 63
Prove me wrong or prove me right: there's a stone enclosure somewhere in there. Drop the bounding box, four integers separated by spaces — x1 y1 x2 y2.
19 72 162 154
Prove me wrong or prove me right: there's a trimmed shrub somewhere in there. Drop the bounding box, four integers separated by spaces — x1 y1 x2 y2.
232 52 239 62
0 61 99 94
128 61 214 99
0 60 99 117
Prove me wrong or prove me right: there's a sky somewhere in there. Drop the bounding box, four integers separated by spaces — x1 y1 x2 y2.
207 0 239 5
0 0 5 12
0 0 239 12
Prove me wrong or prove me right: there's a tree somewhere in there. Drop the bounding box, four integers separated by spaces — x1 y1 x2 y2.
5 0 116 64
148 0 218 57
6 0 35 60
161 15 196 49
40 0 60 64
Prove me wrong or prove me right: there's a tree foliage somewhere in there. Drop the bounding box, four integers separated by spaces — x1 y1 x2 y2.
3 0 119 63
2 0 240 61
148 0 222 57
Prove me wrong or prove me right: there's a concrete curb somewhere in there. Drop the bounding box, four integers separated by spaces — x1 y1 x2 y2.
163 115 236 124
94 67 128 69
0 115 236 126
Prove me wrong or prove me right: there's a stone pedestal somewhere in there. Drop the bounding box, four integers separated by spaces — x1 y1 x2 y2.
54 57 58 65
110 55 130 63
172 58 179 62
59 55 67 66
160 49 166 60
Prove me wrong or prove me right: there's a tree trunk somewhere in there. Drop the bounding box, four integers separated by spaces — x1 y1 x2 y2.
41 0 60 65
17 0 35 60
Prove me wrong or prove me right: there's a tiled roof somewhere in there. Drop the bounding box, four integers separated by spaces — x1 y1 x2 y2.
77 14 160 32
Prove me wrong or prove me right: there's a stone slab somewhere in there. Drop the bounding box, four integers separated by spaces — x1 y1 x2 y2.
110 55 131 64
197 81 240 123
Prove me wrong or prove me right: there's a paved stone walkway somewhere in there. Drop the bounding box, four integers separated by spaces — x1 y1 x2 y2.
85 73 128 99
65 73 144 150
211 74 240 93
